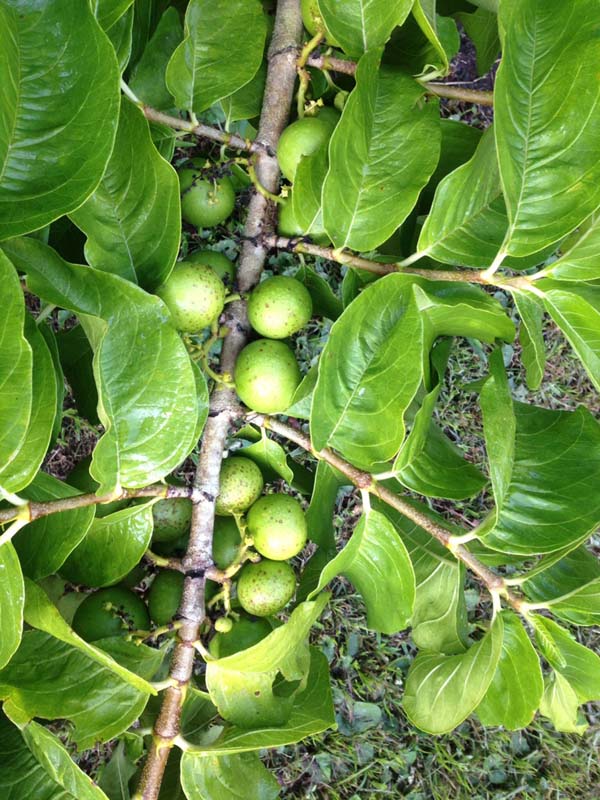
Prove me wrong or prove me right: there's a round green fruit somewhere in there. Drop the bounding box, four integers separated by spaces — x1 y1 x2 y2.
147 570 184 626
247 276 313 339
316 105 341 127
215 457 264 516
247 494 308 561
157 262 225 333
236 560 296 617
214 616 233 633
277 117 334 182
72 587 150 642
212 516 243 569
235 339 301 413
187 250 236 285
300 0 340 47
277 193 330 245
152 497 193 543
209 615 273 658
67 457 127 518
179 164 235 228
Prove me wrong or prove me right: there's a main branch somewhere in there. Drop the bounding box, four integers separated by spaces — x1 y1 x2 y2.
134 3 304 798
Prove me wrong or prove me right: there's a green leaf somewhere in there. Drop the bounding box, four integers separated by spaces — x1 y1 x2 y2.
206 595 328 728
318 0 413 57
539 213 600 283
403 614 503 734
23 578 156 695
309 509 415 634
97 738 139 800
421 118 482 208
60 503 154 588
292 144 328 239
93 0 135 31
4 238 198 494
130 8 182 110
181 752 279 800
38 323 66 445
323 52 441 252
305 461 347 550
513 293 545 390
294 264 342 321
70 100 181 292
0 630 151 749
238 432 294 485
106 6 134 73
0 713 109 800
494 0 600 258
523 547 600 627
536 280 600 392
0 544 24 670
166 0 267 114
412 1 460 73
456 7 499 75
0 252 32 492
222 61 267 124
13 472 95 580
56 325 100 425
539 672 587 734
476 611 543 729
0 1 120 239
481 371 600 554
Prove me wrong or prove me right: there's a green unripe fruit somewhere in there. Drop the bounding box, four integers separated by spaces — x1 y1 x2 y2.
179 165 235 228
68 457 127 518
151 497 193 543
72 587 150 642
151 532 189 557
215 457 264 516
209 615 273 658
316 105 341 127
247 276 313 339
187 250 236 285
235 340 301 413
300 0 341 47
277 194 330 245
157 262 226 333
247 494 308 561
214 616 233 633
147 570 184 626
212 516 243 569
237 560 296 617
277 117 334 182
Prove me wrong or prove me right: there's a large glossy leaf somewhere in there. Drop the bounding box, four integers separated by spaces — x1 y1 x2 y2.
130 8 183 110
70 100 181 292
403 614 503 734
56 325 100 424
206 595 328 729
292 145 328 242
412 0 459 73
181 752 279 800
0 1 119 239
0 630 152 749
421 118 482 208
513 293 545 390
494 0 600 258
0 544 24 670
107 5 134 73
305 461 347 550
323 51 441 252
477 611 543 729
539 213 600 283
0 713 109 800
318 0 413 57
93 0 135 31
0 252 32 492
3 238 198 494
166 0 266 114
480 352 600 554
309 510 415 634
60 502 154 588
456 7 499 75
12 472 95 580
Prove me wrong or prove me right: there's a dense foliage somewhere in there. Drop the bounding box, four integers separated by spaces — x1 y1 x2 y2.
0 0 598 798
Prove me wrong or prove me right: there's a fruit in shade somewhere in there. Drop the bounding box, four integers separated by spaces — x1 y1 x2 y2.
72 587 150 642
247 494 308 560
209 615 273 658
300 0 341 47
147 569 183 626
67 457 127 518
247 276 313 339
235 339 301 413
215 457 264 516
151 531 189 557
119 563 147 589
157 262 225 332
179 162 235 228
151 497 193 543
277 116 335 182
315 105 340 127
214 616 233 633
187 249 236 285
236 560 296 616
212 516 243 569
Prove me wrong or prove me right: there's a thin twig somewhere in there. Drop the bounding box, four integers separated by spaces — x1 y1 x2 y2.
134 2 304 798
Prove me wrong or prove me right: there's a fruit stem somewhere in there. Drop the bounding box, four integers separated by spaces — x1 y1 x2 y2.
297 31 325 118
247 163 285 204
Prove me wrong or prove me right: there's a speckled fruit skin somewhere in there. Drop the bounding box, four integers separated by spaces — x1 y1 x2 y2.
147 570 184 626
236 560 296 617
157 262 225 333
187 249 236 285
72 587 150 642
179 167 235 228
209 615 273 657
151 497 193 543
212 516 243 569
215 456 264 516
235 339 301 413
247 276 313 339
247 494 308 560
300 0 341 48
277 117 334 182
